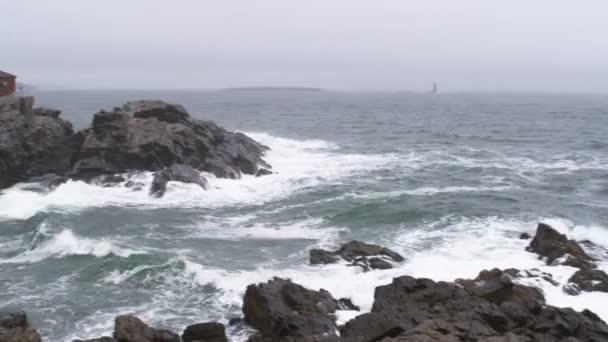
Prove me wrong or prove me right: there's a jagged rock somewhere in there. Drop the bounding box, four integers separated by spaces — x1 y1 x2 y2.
242 277 338 340
181 322 227 342
0 97 75 189
0 312 26 330
113 315 179 342
337 298 360 311
310 249 341 265
0 311 41 342
568 268 608 293
255 168 273 177
70 101 270 180
309 241 404 271
149 164 208 197
340 312 405 341
0 99 271 191
526 223 591 265
364 269 608 342
33 107 62 119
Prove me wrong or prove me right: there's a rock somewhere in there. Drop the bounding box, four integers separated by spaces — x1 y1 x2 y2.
562 284 581 296
0 97 75 189
181 322 227 342
149 164 208 197
309 241 404 271
0 98 271 191
340 312 405 342
363 269 608 342
337 298 360 311
0 327 42 342
0 312 27 330
519 233 531 240
242 277 338 340
33 107 62 119
310 249 341 265
255 168 273 177
70 101 270 181
526 223 591 265
113 315 179 342
568 269 608 293
0 311 41 342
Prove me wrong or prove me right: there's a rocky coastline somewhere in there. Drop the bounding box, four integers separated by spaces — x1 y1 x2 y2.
0 96 272 196
3 223 608 342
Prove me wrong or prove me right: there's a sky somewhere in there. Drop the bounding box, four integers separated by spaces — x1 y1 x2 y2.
2 0 608 92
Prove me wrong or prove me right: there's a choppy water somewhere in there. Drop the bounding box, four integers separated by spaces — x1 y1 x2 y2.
2 90 608 341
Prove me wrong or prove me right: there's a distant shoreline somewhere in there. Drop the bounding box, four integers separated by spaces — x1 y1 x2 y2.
220 86 325 92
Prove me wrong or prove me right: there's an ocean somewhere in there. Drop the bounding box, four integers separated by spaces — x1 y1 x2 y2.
1 90 608 341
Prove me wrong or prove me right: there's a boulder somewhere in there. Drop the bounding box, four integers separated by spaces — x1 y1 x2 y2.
0 97 75 189
149 164 208 197
242 277 338 340
70 101 270 181
526 223 591 265
113 315 179 342
568 269 608 293
309 241 404 271
361 269 608 342
181 322 227 342
0 311 41 342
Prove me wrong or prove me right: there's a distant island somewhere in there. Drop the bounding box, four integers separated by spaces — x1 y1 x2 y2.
221 86 325 92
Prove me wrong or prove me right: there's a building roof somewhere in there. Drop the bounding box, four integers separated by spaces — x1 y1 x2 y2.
0 71 16 78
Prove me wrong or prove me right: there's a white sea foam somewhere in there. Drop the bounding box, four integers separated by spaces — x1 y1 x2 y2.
2 229 143 263
0 133 398 220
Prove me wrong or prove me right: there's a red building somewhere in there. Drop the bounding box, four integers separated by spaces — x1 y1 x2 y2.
0 71 17 97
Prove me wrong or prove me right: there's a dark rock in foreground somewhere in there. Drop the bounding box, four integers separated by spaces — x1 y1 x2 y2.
242 277 340 340
242 269 608 342
310 241 404 271
0 310 41 342
150 164 208 197
181 322 227 342
113 315 179 342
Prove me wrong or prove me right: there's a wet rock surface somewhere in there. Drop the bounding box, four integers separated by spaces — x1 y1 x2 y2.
240 267 608 342
113 315 179 342
181 322 227 342
150 164 208 197
526 222 608 296
242 277 340 340
310 241 404 271
0 98 271 194
0 311 41 342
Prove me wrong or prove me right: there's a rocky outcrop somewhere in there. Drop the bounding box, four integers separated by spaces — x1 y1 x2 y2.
113 315 179 342
69 101 270 181
241 271 608 342
0 96 75 189
242 277 339 341
0 98 271 193
181 322 227 342
526 223 591 265
0 311 41 342
344 269 608 342
149 164 208 197
526 223 608 295
310 241 404 271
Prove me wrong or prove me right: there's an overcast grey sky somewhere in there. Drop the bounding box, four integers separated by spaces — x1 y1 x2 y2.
2 0 608 92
